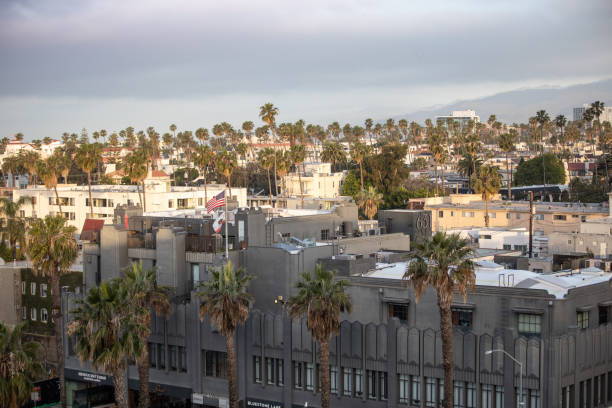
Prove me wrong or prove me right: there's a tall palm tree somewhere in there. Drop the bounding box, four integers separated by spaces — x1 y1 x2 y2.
287 265 352 408
123 150 148 211
364 118 373 146
471 165 502 227
122 262 172 408
403 232 475 408
197 261 253 408
0 197 32 261
17 150 40 187
275 150 291 200
357 186 383 220
75 143 102 218
36 157 63 213
290 144 307 208
498 131 517 198
217 150 238 199
259 103 280 195
554 115 567 151
1 155 21 189
349 142 371 190
69 279 145 408
428 131 444 196
535 110 550 155
193 145 216 204
258 148 275 205
0 322 44 408
320 142 346 172
27 215 78 407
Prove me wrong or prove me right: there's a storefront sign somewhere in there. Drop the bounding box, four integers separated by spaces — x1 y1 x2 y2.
76 371 108 383
192 393 204 404
246 398 283 408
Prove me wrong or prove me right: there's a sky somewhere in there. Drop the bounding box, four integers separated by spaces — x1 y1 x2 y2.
1 0 611 140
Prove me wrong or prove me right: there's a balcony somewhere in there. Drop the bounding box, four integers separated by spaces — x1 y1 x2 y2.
127 232 156 249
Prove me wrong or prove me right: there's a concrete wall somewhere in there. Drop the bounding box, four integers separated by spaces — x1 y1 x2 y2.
0 266 20 327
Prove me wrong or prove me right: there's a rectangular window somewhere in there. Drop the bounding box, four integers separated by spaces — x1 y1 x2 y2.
481 384 493 408
31 308 37 321
462 211 475 217
534 214 544 220
22 306 27 320
266 358 275 385
530 390 540 408
426 377 437 407
179 346 187 372
388 303 408 322
40 283 47 297
305 363 314 391
31 282 36 295
41 308 48 323
343 368 353 396
198 198 203 206
192 264 200 283
411 376 421 405
554 215 567 221
599 306 609 325
254 356 262 383
168 200 174 208
454 381 465 408
439 379 445 406
495 386 504 408
518 314 541 335
367 370 377 400
277 359 284 386
399 374 409 403
503 244 512 250
466 382 476 408
320 229 330 240
204 350 227 378
330 366 338 395
577 311 589 329
380 372 388 401
293 361 303 389
439 211 444 218
158 345 166 369
489 213 496 219
516 213 521 219
355 369 363 397
169 345 177 371
452 309 473 328
148 343 156 367
506 213 511 219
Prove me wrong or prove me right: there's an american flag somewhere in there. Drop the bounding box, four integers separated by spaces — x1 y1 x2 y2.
206 191 226 213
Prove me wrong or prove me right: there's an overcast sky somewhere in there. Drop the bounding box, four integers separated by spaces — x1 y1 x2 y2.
1 0 611 139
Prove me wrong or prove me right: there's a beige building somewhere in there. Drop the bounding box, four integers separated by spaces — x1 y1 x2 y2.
284 162 346 199
424 194 609 234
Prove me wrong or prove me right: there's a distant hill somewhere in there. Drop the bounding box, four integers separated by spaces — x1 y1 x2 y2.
401 78 612 124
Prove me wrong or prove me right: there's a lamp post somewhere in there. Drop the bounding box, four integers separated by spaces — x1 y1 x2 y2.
485 349 524 407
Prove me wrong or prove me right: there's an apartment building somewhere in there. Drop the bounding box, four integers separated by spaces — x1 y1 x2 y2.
284 162 346 200
424 194 608 234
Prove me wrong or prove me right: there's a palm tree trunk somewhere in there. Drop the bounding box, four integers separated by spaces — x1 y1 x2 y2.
137 353 150 408
441 166 445 196
485 198 490 227
319 339 331 408
359 161 364 190
54 186 63 215
11 170 16 190
136 183 143 210
439 301 454 408
203 172 208 205
141 181 147 212
506 153 511 199
267 168 273 206
227 173 232 199
51 274 66 407
434 165 439 196
298 168 304 208
87 171 93 218
112 367 129 408
225 331 239 408
11 239 17 262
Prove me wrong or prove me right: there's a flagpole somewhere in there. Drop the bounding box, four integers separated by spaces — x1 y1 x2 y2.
224 188 229 261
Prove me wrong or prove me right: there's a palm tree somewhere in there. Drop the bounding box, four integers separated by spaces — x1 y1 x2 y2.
123 150 148 211
0 322 44 408
357 186 383 220
69 279 145 408
75 143 102 218
535 110 550 155
217 150 238 199
197 261 253 408
471 165 502 227
320 141 346 172
403 232 475 408
122 262 172 408
258 148 275 205
498 131 517 198
36 157 63 213
287 265 352 408
0 197 32 261
349 142 371 190
364 118 373 146
259 103 280 195
429 131 444 196
27 215 78 407
1 155 21 189
193 145 216 204
290 144 307 208
275 150 291 199
583 108 595 156
18 150 40 186
554 115 567 151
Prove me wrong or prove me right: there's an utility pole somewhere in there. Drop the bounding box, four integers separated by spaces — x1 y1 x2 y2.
528 191 534 258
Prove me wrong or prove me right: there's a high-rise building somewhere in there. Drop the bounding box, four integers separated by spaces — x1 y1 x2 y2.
435 109 480 129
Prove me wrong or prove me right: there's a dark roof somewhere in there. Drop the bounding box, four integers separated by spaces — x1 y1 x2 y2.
80 218 105 241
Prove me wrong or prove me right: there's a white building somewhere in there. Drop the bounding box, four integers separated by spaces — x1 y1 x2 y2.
284 162 346 199
13 180 247 232
573 104 612 123
436 109 481 128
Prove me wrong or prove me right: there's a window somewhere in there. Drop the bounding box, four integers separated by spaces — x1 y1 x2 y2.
254 356 262 383
489 212 496 219
439 211 444 218
503 244 512 250
41 308 48 323
495 386 504 408
380 372 388 400
367 370 377 400
454 381 465 408
411 376 421 404
518 314 541 335
516 213 521 219
149 343 156 368
31 282 36 295
466 382 476 408
20 210 25 217
530 390 540 408
462 211 474 217
554 215 567 221
31 308 37 321
599 306 610 325
159 345 166 369
355 369 363 397
426 377 437 407
169 345 177 370
305 363 314 391
40 283 47 297
577 311 589 329
179 347 187 372
277 359 284 386
534 214 544 220
481 235 492 240
343 368 353 396
22 306 27 320
320 229 330 240
399 374 409 403
266 358 275 385
481 384 493 408
293 361 303 389
330 366 338 394
506 213 511 219
388 303 408 322
198 198 203 206
452 309 473 328
168 200 174 208
22 281 25 294
204 350 228 378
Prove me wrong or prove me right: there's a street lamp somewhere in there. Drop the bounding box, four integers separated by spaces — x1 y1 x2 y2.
485 349 524 407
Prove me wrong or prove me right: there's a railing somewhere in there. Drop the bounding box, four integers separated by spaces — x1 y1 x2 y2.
127 232 156 249
186 235 238 253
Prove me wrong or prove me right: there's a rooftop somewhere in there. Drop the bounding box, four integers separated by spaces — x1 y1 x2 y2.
426 200 608 214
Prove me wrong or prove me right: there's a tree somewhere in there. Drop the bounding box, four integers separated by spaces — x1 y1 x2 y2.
498 131 517 198
259 103 280 195
0 196 33 261
471 165 502 227
1 155 21 189
258 148 276 205
349 142 371 190
290 144 307 208
17 150 40 186
217 150 238 198
287 265 352 408
514 154 566 186
357 186 383 220
75 143 102 217
27 215 78 407
321 141 346 172
0 322 44 408
123 150 148 211
193 145 216 204
122 262 171 408
408 157 428 171
69 279 145 408
197 261 253 408
403 232 475 408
